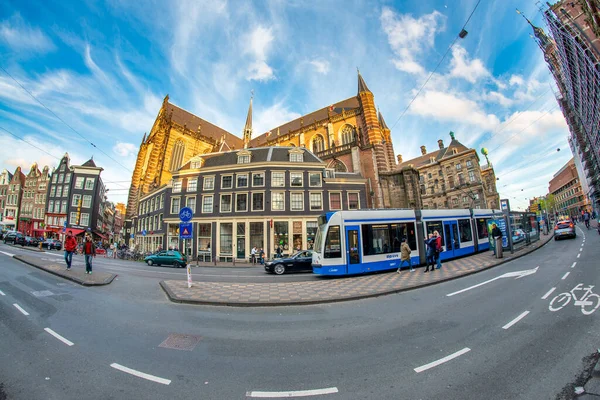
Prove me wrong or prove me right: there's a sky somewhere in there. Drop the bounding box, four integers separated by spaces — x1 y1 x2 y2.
0 0 573 210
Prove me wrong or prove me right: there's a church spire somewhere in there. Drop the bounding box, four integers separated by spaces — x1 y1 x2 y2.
243 94 253 149
378 110 389 130
357 69 371 94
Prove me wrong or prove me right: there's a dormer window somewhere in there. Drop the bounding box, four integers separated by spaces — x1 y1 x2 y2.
430 157 435 164
289 148 304 163
452 148 458 155
237 149 252 164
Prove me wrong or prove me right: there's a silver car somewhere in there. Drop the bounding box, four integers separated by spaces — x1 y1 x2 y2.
554 220 576 240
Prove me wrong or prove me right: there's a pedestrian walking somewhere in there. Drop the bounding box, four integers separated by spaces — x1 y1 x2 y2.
251 246 257 264
259 248 265 265
276 245 282 258
63 230 77 271
397 238 414 273
424 234 436 273
82 235 96 274
434 230 443 269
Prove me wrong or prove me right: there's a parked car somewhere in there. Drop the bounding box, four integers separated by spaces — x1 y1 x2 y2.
264 250 314 275
554 219 576 240
144 250 187 267
23 236 39 247
42 239 63 250
3 231 24 245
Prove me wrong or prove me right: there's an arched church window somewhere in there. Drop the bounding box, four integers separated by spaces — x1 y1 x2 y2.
330 160 347 172
341 125 355 145
169 140 185 172
312 135 325 153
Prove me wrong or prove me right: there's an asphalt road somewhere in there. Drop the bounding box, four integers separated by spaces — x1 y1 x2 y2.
0 226 599 399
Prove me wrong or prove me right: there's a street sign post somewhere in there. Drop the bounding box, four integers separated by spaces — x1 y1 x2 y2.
179 207 194 288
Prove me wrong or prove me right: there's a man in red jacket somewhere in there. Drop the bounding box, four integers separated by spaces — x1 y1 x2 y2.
82 235 96 274
64 230 78 271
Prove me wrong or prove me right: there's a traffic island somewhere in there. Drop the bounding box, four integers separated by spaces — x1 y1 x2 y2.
14 255 117 286
160 232 554 307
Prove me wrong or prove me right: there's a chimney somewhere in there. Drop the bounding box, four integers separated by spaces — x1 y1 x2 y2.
397 154 403 164
420 145 427 155
438 139 444 149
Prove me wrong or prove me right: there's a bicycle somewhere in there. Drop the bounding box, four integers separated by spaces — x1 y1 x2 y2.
549 283 600 315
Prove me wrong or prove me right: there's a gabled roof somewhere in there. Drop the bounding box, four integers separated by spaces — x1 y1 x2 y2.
81 158 97 167
166 102 244 149
248 96 361 147
397 138 472 170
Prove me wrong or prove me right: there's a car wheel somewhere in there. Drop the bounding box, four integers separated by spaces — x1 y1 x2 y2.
274 264 285 275
147 260 154 266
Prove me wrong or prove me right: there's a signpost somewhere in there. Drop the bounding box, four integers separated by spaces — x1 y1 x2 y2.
179 207 193 288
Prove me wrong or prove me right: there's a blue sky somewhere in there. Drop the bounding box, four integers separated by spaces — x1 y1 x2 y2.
0 0 572 209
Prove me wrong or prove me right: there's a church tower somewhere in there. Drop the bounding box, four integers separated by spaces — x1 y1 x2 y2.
243 96 253 149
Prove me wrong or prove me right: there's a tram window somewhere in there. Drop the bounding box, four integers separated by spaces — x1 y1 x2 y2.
362 224 390 255
324 225 342 258
390 223 417 251
476 218 489 240
425 221 444 246
458 219 472 242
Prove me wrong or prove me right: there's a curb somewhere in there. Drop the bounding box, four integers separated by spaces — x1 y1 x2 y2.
8 244 45 253
160 235 554 307
13 255 117 286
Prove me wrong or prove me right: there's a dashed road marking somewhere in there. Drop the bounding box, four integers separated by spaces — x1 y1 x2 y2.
44 328 74 346
0 290 5 296
577 253 581 258
580 247 583 252
542 287 556 300
571 262 577 269
246 387 339 398
562 272 570 280
414 347 471 373
110 363 171 385
44 252 63 257
13 303 29 316
502 311 530 330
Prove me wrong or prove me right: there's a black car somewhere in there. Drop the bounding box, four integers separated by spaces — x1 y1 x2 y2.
264 250 314 275
42 239 62 250
3 231 24 245
23 236 39 247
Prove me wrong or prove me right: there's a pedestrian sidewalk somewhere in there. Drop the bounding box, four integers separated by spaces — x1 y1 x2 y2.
14 254 117 286
161 233 554 307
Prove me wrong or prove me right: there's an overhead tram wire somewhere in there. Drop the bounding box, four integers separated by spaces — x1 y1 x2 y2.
0 125 61 161
390 0 483 130
0 65 133 173
497 147 564 179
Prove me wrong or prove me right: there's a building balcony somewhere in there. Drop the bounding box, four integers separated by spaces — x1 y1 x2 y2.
314 140 357 160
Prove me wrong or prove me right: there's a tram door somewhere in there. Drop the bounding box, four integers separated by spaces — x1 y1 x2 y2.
345 225 361 274
443 221 460 258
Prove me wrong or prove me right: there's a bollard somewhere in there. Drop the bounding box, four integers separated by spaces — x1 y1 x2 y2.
495 237 503 259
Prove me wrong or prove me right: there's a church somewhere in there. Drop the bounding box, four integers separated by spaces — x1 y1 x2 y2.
125 72 398 219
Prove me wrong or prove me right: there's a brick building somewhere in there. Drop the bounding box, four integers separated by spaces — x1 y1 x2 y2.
549 158 589 217
0 169 13 229
18 163 50 237
3 166 26 231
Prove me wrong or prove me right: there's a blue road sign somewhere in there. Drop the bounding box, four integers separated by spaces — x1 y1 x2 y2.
179 207 193 222
142 230 147 236
179 222 193 239
130 233 134 239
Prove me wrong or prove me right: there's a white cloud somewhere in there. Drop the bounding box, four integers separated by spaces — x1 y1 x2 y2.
483 91 513 107
309 60 330 74
245 26 275 81
380 8 445 75
449 45 489 83
0 14 55 53
509 75 525 86
113 142 138 157
247 61 274 82
253 101 302 136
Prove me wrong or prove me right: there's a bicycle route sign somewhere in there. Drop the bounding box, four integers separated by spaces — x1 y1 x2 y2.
179 207 193 222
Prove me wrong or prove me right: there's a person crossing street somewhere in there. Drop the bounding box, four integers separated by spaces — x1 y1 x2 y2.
63 230 77 271
82 235 96 274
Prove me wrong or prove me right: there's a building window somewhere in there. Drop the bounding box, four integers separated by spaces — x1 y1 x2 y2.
60 164 65 172
80 213 89 226
237 174 248 188
188 179 198 192
187 196 196 212
290 172 303 187
453 198 459 206
61 201 67 213
63 186 69 197
71 194 81 207
220 223 233 255
198 223 211 252
172 180 182 193
466 160 473 168
237 155 250 164
160 193 164 209
48 200 54 213
341 124 355 145
252 172 264 187
58 174 64 183
169 140 185 172
310 192 322 211
64 173 71 183
252 193 264 211
312 135 325 153
272 192 285 211
456 163 462 171
50 186 56 197
250 222 264 251
290 152 303 162
171 198 180 214
70 212 78 225
75 177 84 189
462 196 468 204
236 193 248 212
468 171 476 182
290 192 303 211
348 193 360 210
329 193 342 210
201 196 212 213
271 172 285 187
82 195 92 208
309 172 322 187
220 194 232 212
85 178 95 190
221 175 233 189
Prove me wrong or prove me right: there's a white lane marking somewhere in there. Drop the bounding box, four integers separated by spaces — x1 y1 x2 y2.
0 290 5 296
577 253 581 258
502 311 530 330
446 267 539 297
0 251 15 257
44 328 74 346
13 303 29 316
562 272 570 280
580 247 583 252
414 347 471 373
541 287 556 300
246 387 339 398
571 262 577 269
44 252 63 257
110 363 171 385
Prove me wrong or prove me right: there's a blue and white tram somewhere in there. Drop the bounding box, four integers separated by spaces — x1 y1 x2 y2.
312 208 498 276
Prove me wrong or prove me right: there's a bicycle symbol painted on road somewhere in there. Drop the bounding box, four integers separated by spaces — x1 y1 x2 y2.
549 283 600 315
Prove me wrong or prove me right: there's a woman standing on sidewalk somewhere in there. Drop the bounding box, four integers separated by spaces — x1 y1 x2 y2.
424 234 436 273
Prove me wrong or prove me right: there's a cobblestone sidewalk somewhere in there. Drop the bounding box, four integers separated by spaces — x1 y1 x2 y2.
161 233 554 306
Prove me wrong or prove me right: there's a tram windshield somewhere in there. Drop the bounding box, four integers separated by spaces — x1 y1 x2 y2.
314 224 326 253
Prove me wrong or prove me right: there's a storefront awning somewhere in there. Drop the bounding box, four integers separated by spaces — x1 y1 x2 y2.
66 228 86 236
